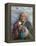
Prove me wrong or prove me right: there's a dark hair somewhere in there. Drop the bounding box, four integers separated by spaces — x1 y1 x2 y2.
19 12 24 20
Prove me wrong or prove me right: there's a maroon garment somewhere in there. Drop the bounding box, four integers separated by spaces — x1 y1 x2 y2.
13 21 19 40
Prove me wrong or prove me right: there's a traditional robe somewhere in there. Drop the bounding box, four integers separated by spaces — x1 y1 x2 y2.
13 20 33 41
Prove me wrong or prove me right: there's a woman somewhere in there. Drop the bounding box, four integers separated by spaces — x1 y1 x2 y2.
13 12 33 41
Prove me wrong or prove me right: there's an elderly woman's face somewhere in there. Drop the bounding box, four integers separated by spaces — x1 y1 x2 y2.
20 13 28 21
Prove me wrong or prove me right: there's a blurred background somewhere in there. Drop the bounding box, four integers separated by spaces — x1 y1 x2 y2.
11 6 33 25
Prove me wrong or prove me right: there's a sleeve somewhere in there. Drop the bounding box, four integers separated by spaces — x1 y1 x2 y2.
25 21 34 40
13 21 18 32
12 22 19 39
25 21 32 33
